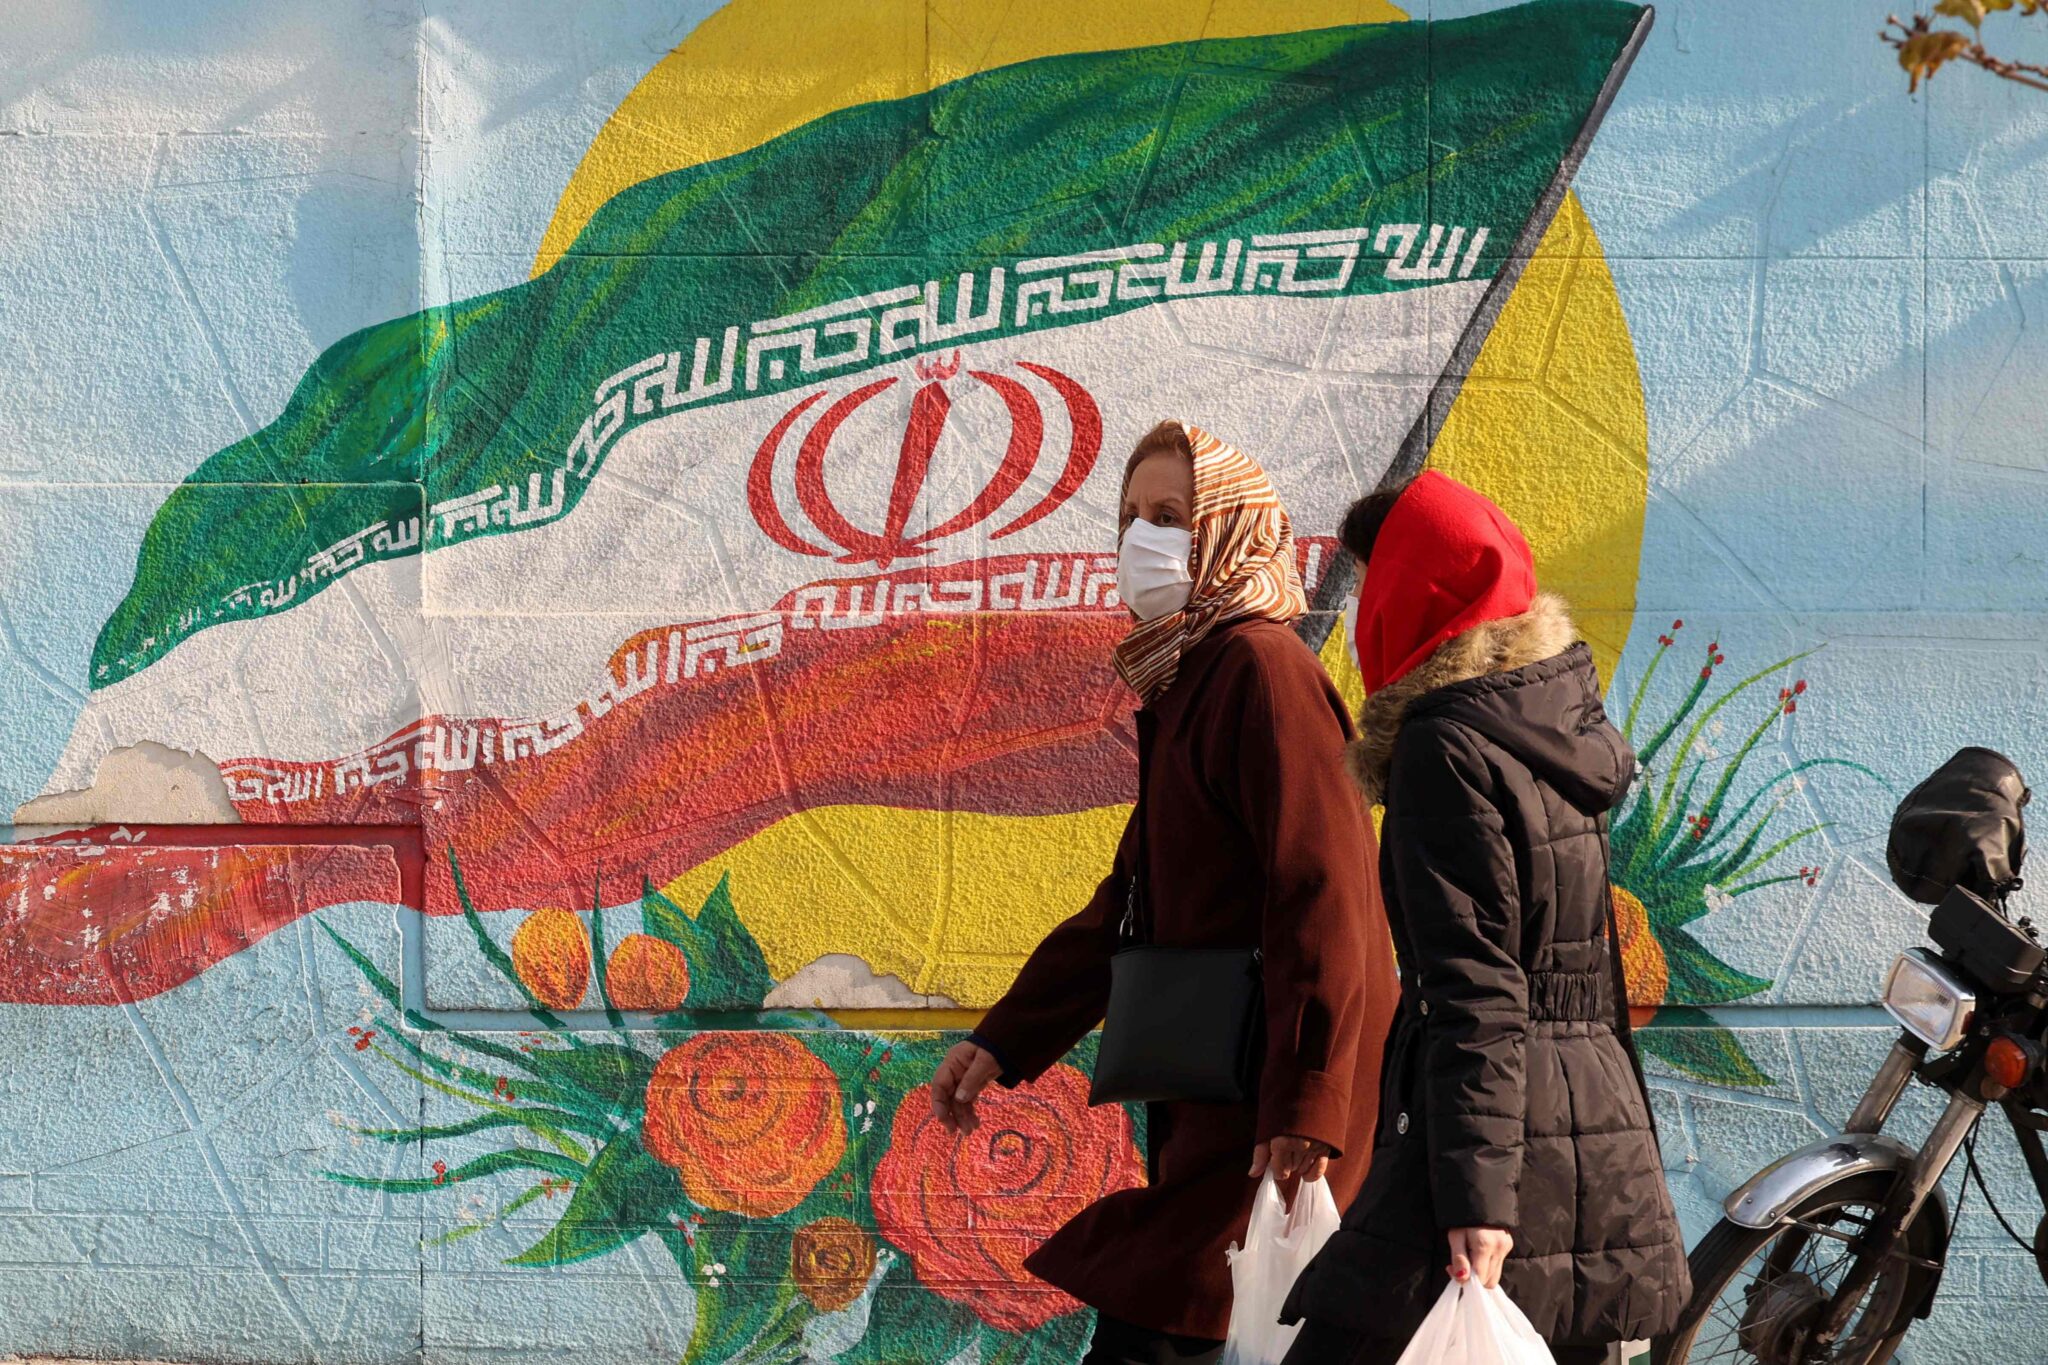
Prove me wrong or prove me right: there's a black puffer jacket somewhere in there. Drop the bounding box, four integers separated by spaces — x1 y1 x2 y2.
1284 596 1691 1348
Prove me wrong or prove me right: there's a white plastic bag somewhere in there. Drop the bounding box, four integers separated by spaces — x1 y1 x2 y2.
1220 1173 1341 1365
1392 1280 1556 1365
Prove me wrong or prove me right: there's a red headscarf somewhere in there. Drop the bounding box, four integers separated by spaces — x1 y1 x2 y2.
1351 470 1536 694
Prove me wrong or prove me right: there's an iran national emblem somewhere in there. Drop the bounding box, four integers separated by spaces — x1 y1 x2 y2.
747 354 1102 568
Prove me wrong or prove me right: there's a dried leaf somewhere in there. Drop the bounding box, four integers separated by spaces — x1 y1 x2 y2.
1936 0 1988 28
1899 28 1974 90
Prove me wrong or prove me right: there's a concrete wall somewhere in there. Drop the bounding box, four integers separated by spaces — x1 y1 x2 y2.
3 1 2046 1360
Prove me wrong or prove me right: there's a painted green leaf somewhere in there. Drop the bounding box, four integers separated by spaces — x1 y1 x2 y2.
590 891 626 1031
367 1014 602 1129
778 1032 951 1222
315 918 530 1069
1657 925 1772 1006
1640 1006 1772 1088
324 1145 583 1195
643 874 776 1012
692 874 776 1002
518 1042 655 1122
680 1222 808 1364
349 1107 594 1147
447 846 578 1030
825 1254 983 1365
508 1133 679 1267
991 1312 1098 1365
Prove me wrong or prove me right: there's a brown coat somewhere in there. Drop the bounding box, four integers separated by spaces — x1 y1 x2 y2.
972 619 1398 1340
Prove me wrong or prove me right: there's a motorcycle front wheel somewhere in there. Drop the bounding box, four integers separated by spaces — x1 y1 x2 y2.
1660 1173 1942 1365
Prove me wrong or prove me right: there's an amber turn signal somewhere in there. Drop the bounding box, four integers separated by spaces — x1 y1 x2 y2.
1986 1035 2036 1090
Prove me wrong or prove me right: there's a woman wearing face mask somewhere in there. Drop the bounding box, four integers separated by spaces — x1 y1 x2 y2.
924 421 1397 1365
1278 472 1690 1364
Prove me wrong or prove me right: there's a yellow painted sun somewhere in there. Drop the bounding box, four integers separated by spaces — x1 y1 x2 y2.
539 0 1649 1021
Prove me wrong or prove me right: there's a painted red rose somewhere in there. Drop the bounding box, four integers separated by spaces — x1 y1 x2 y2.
871 1062 1143 1331
644 1033 846 1217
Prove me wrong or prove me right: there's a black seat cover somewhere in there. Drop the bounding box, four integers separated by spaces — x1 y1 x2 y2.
1888 747 2030 905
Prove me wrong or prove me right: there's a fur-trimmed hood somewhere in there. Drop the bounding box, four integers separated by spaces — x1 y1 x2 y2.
1345 592 1584 805
1291 591 1683 1348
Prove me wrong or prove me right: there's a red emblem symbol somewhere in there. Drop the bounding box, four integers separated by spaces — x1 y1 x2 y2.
748 353 1102 567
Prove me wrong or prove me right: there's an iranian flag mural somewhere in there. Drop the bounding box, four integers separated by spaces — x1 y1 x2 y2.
9 0 1652 1007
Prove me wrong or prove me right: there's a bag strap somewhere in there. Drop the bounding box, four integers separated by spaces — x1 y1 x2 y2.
1598 809 1662 1146
1119 710 1158 945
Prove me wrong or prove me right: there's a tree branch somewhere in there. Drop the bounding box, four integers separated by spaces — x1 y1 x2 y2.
1885 9 2048 93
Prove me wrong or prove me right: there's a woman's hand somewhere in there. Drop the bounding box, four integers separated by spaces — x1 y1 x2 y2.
1249 1135 1333 1183
1447 1227 1513 1289
929 1041 1004 1134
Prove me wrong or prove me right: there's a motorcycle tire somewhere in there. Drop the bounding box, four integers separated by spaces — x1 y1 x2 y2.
1659 1173 1943 1365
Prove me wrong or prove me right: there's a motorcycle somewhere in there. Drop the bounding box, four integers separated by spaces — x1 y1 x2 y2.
1662 747 2043 1365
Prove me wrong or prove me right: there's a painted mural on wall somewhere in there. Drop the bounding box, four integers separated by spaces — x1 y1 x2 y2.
324 858 1144 1362
0 3 1679 1358
4 0 1664 1012
11 0 2024 1359
1610 625 1882 1087
295 630 1876 1364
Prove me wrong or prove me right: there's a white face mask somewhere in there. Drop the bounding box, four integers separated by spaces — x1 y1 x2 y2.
1117 518 1195 621
1341 587 1363 671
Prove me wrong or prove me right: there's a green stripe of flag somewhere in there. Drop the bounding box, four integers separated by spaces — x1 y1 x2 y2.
95 0 1644 687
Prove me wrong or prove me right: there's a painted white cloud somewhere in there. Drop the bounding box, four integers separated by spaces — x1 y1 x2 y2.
763 954 959 1011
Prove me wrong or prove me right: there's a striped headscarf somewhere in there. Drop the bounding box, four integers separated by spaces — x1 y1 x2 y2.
1113 424 1307 703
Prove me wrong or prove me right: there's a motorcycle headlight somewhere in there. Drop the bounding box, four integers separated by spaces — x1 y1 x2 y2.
1882 948 1978 1051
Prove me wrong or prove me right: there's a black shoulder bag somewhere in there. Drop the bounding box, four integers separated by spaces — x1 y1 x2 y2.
1088 709 1267 1106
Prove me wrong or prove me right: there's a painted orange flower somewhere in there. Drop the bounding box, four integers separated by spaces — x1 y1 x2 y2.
606 933 690 1010
791 1216 879 1311
510 907 589 1010
872 1062 1143 1331
643 1033 845 1216
1612 884 1668 1029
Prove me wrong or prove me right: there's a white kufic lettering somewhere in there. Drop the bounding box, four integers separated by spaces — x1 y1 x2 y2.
1082 558 1120 608
415 725 481 773
926 578 983 613
491 470 567 528
1457 227 1490 279
1246 227 1373 294
430 487 500 540
567 389 626 476
629 352 682 414
1164 239 1242 296
676 327 740 406
373 517 421 553
746 286 924 390
332 753 374 794
305 526 375 582
792 582 886 631
681 613 785 678
1020 559 1082 611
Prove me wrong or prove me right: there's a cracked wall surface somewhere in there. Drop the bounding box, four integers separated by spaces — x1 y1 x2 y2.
4 1 2048 1361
